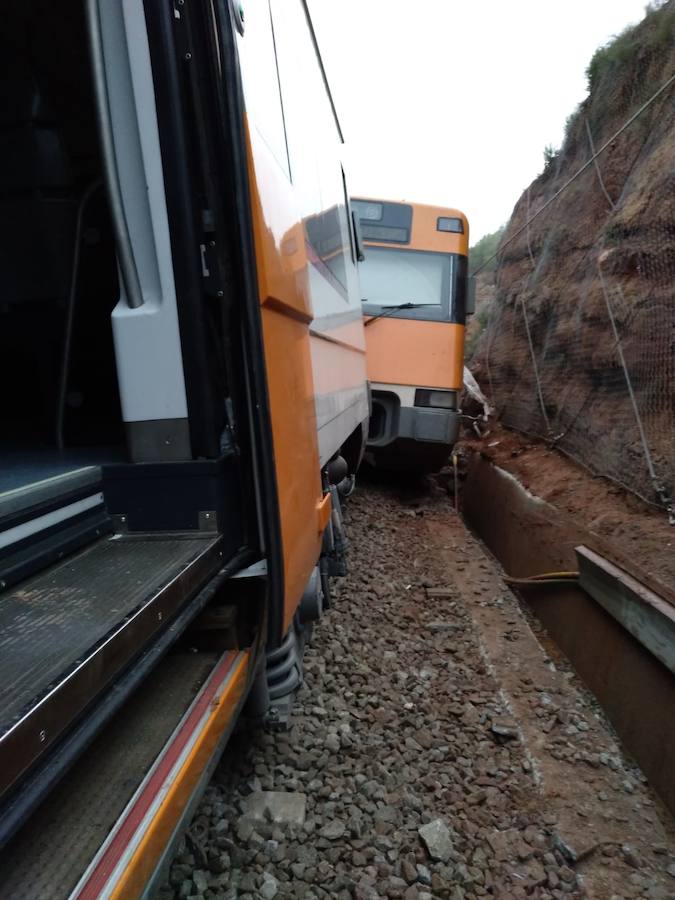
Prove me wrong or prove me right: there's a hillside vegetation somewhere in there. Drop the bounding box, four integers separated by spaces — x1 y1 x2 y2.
468 226 505 276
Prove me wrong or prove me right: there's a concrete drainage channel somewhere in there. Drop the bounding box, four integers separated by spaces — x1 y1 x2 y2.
461 454 675 818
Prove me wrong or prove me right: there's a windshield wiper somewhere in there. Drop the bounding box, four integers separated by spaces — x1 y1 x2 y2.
363 302 436 327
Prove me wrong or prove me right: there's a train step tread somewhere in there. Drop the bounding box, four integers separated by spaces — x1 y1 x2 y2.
0 532 224 802
0 648 249 899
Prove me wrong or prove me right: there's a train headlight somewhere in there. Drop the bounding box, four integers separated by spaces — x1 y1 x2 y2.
415 389 457 410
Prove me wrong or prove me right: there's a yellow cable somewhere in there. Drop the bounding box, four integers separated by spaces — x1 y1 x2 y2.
503 573 579 587
529 571 578 580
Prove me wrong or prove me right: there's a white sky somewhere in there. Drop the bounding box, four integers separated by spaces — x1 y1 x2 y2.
309 0 649 242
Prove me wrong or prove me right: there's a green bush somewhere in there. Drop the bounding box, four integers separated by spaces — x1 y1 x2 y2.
543 144 559 173
585 1 675 91
562 105 582 151
465 300 493 359
469 225 505 275
476 303 491 329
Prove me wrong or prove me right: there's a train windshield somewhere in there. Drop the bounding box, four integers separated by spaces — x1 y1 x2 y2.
360 247 456 321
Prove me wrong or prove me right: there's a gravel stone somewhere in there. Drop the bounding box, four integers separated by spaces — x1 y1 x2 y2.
259 873 279 899
325 734 341 753
415 863 432 885
418 819 454 862
401 859 417 884
621 845 641 869
236 820 254 842
238 872 257 892
490 722 519 740
163 483 672 900
192 869 208 893
320 820 345 840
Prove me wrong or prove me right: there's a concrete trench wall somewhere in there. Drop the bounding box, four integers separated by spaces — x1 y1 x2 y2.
462 455 675 816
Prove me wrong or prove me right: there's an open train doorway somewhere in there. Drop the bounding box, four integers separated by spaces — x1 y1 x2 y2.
0 1 124 497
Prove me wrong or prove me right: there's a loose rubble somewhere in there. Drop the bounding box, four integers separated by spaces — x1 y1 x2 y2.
163 479 675 899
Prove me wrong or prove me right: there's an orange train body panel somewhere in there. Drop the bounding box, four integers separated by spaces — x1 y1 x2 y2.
261 308 327 624
239 0 371 631
239 0 368 630
245 122 325 633
365 319 465 391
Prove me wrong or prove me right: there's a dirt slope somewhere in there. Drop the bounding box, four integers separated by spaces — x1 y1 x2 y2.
471 3 675 506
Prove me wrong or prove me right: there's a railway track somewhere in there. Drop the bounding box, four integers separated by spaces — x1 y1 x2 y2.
163 477 675 900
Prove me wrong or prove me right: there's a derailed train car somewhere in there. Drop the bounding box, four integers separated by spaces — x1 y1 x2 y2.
0 0 367 894
354 198 472 472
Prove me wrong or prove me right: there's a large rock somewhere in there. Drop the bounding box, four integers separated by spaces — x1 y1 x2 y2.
418 819 454 862
240 791 307 828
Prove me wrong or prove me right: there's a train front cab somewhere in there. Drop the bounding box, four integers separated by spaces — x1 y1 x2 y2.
0 1 367 896
353 199 471 472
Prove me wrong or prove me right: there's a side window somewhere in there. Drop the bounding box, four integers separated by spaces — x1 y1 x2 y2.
237 0 290 179
270 0 351 297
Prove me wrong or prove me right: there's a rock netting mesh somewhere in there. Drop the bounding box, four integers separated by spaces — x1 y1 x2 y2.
472 14 675 512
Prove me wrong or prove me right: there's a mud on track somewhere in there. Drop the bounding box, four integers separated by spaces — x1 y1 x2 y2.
163 477 675 900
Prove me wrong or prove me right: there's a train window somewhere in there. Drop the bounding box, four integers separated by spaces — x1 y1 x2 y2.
270 0 351 298
236 0 291 179
437 216 464 234
353 199 412 244
360 248 448 307
360 224 409 244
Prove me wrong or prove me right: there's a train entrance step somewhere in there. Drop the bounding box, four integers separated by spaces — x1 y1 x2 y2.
0 532 224 806
0 648 250 899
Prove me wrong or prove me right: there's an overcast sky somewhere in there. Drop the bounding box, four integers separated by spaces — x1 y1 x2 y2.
309 0 649 242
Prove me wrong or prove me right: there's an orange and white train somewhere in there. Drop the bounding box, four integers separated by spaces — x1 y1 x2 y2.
353 198 473 472
0 1 367 895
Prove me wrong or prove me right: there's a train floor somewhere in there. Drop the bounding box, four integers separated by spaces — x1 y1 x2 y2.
162 477 675 900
